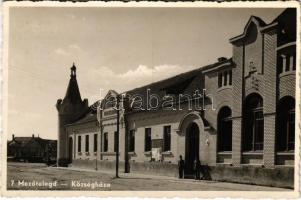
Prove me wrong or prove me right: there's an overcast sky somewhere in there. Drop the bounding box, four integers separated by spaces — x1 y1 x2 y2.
7 7 284 140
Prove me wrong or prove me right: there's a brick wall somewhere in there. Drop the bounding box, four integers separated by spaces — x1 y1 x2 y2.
231 44 244 166
263 29 277 168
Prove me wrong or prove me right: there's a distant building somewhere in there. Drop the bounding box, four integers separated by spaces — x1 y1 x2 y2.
56 9 296 188
7 134 57 164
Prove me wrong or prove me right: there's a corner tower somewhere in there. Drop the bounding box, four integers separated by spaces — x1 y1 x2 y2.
56 63 88 166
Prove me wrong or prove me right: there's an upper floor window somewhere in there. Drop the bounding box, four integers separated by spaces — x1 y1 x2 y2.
85 135 89 152
144 128 152 152
218 70 232 88
163 126 171 152
279 54 296 74
218 73 223 88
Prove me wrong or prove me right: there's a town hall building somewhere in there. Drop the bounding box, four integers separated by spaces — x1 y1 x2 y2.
56 8 296 188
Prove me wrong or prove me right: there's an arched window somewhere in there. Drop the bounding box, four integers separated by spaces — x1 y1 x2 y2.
243 93 263 151
217 106 232 152
276 96 295 151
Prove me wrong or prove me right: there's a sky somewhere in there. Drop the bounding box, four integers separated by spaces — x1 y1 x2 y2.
7 7 284 140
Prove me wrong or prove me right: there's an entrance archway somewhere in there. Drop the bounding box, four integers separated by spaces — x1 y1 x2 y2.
185 122 200 176
68 137 73 163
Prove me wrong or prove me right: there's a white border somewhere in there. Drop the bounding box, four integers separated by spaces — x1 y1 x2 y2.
1 1 300 198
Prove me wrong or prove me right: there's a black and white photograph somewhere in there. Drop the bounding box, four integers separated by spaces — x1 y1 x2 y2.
2 1 300 197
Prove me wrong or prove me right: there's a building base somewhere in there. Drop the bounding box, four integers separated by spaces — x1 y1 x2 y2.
71 159 294 189
57 158 70 167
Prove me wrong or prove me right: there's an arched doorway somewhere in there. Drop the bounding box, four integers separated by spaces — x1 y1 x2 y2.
185 122 200 176
68 137 73 163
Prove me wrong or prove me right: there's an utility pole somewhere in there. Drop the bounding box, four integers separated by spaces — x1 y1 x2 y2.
115 95 120 178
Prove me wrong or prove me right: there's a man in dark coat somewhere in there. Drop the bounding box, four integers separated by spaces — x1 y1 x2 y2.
178 155 185 179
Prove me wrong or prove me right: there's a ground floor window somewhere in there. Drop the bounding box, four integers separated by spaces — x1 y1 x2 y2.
163 126 171 151
114 131 118 152
103 132 108 152
93 134 97 152
78 135 81 152
277 96 295 151
85 135 89 152
145 128 151 152
129 130 135 152
243 93 264 151
217 106 232 151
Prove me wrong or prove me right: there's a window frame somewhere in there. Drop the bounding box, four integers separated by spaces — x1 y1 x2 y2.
276 96 295 152
85 135 89 152
103 132 108 152
163 125 171 152
114 131 118 152
217 107 232 152
144 128 152 152
129 129 135 152
243 94 264 152
78 135 81 152
93 133 97 152
218 69 232 88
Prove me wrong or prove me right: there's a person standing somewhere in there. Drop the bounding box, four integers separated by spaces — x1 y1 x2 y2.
194 158 201 180
178 155 185 179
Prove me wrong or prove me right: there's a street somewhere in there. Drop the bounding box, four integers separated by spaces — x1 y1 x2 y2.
7 162 291 191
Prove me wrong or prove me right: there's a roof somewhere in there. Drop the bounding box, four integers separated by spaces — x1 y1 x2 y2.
67 57 233 125
272 8 296 24
62 64 82 104
8 137 32 147
229 15 267 44
67 111 97 126
273 8 296 46
229 8 295 45
202 58 233 74
8 136 56 148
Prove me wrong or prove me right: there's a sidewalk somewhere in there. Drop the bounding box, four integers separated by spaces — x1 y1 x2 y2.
56 166 206 184
54 166 291 190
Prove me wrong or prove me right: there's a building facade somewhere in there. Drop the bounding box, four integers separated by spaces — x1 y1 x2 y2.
7 134 57 164
57 9 296 188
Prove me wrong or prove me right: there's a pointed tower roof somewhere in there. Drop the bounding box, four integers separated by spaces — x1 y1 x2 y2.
63 63 82 104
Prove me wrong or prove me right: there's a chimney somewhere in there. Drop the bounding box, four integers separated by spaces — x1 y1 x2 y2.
218 57 227 62
12 134 15 140
32 134 34 138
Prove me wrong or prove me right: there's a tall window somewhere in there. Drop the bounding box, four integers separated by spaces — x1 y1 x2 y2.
217 106 232 151
229 70 232 85
277 96 295 151
78 135 81 152
93 134 97 152
129 130 135 152
243 93 264 151
85 135 89 152
218 73 223 88
144 128 152 152
163 126 171 151
114 131 118 152
218 70 232 88
104 132 108 152
278 54 296 74
223 71 228 86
